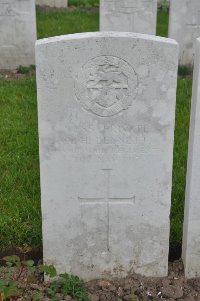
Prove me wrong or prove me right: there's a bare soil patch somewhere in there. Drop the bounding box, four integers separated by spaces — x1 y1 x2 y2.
0 69 35 80
86 261 200 301
1 260 200 300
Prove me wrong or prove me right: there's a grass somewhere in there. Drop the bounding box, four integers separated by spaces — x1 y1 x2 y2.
0 77 41 250
37 7 99 39
0 6 192 251
156 9 169 37
171 78 192 246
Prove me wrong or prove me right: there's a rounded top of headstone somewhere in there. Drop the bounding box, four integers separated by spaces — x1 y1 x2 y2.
36 32 178 47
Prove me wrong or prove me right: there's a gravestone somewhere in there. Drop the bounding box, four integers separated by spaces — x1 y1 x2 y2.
100 0 157 35
169 0 200 66
36 0 68 8
36 32 178 280
182 38 200 278
157 0 169 8
0 0 36 69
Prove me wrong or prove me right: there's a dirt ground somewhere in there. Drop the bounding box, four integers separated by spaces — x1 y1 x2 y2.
0 69 35 80
85 260 200 301
1 260 200 300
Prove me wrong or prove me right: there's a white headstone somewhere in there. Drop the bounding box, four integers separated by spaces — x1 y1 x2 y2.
169 0 200 66
36 32 178 280
0 0 36 69
100 0 157 35
182 38 200 278
36 0 68 8
157 0 169 8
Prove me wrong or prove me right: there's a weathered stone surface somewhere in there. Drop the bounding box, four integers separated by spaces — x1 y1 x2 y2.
100 0 157 35
36 0 68 8
169 0 200 66
0 0 36 69
36 32 178 280
182 38 200 278
157 0 169 7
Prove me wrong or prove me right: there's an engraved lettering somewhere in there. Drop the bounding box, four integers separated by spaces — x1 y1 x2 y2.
105 0 154 14
187 3 200 28
0 2 15 16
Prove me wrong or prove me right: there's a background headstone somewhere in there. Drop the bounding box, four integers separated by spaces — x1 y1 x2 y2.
36 32 178 280
169 0 200 66
157 0 169 8
0 0 36 69
182 38 200 278
100 0 157 35
36 0 68 8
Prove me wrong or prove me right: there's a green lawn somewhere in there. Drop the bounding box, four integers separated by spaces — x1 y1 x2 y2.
0 6 192 252
37 8 99 39
171 78 192 246
0 78 41 250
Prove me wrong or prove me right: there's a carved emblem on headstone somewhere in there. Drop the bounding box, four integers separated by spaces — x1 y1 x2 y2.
75 55 138 117
0 2 15 16
115 0 139 13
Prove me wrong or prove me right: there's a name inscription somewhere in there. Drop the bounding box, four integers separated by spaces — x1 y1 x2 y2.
187 3 200 28
105 0 154 14
48 118 151 160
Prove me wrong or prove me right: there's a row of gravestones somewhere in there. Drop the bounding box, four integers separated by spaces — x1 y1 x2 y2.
101 0 200 66
36 0 169 8
1 0 200 280
1 0 200 69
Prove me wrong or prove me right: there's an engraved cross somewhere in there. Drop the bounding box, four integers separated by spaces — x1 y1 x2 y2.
79 169 135 252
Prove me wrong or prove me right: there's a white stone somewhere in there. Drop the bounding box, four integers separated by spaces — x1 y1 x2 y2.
169 0 200 66
36 32 178 280
182 38 200 278
100 0 157 35
0 0 36 69
157 0 169 7
36 0 68 8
